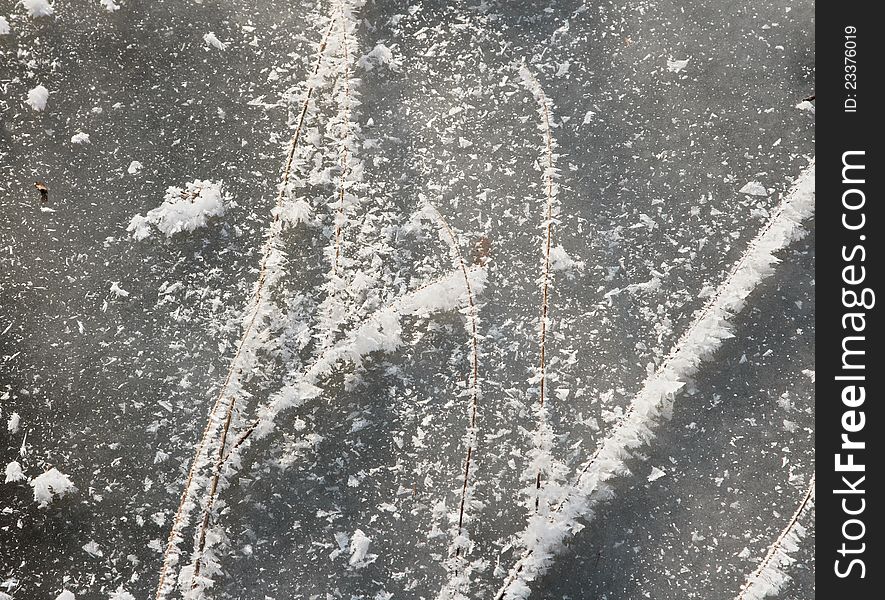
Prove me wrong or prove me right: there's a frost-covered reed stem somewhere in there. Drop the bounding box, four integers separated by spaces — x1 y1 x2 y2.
495 162 816 600
736 475 815 600
519 64 562 513
154 17 337 600
332 0 356 274
426 202 481 552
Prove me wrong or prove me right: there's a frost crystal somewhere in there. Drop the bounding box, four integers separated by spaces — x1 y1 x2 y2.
127 179 227 240
30 468 75 507
4 461 25 483
203 32 226 50
26 85 50 111
739 181 769 197
22 0 54 18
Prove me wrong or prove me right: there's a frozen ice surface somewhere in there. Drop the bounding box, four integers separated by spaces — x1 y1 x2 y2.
1 0 814 598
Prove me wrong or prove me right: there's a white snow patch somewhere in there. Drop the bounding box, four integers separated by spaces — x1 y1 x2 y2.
126 160 142 175
109 282 130 298
203 31 226 50
127 179 227 240
582 110 596 124
22 0 54 18
0 16 10 35
83 540 103 557
272 199 313 227
30 467 75 507
99 0 120 12
549 245 583 272
358 43 398 71
667 58 690 73
795 100 815 114
55 591 76 600
71 132 90 144
108 586 135 600
647 466 667 482
5 461 25 483
348 529 375 567
6 412 20 434
26 85 49 111
739 181 769 197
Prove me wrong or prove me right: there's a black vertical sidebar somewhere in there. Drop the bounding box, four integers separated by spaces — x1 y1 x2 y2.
817 2 881 598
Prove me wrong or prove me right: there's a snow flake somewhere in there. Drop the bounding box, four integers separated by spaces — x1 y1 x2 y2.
6 412 19 434
127 179 227 240
22 0 54 18
4 461 25 483
109 282 130 298
26 85 49 111
666 58 690 73
30 468 75 507
739 181 769 197
203 32 226 50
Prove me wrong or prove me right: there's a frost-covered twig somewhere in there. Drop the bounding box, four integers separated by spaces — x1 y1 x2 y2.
154 16 337 600
736 475 815 600
313 0 365 354
331 0 359 274
517 64 568 519
421 201 484 598
495 161 816 600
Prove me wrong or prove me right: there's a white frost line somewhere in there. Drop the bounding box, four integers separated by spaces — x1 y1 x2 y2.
736 475 815 600
495 161 816 600
154 16 337 600
518 63 566 514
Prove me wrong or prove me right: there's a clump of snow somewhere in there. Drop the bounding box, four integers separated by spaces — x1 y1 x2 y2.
739 181 769 197
203 31 226 50
109 282 129 298
99 0 120 11
127 179 227 240
25 85 49 111
272 199 313 227
0 16 10 35
358 44 399 71
348 530 375 567
55 590 76 600
647 466 667 482
127 160 142 175
667 58 690 73
795 100 815 114
5 461 25 483
71 132 90 144
108 586 135 600
30 467 75 507
582 110 596 124
22 0 54 18
549 245 583 272
6 412 20 433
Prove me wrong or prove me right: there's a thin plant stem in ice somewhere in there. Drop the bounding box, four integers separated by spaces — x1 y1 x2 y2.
735 474 816 600
426 202 482 559
494 162 816 600
519 64 561 512
154 17 337 600
332 0 356 274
